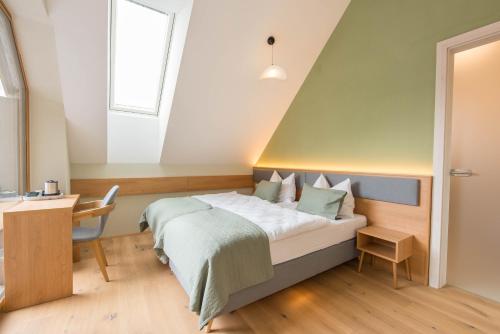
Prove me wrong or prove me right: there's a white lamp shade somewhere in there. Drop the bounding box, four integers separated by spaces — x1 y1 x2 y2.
260 64 287 80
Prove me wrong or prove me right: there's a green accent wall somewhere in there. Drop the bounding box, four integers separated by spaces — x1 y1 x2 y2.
258 0 500 174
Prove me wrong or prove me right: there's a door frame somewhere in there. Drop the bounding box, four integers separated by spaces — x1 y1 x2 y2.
430 21 500 288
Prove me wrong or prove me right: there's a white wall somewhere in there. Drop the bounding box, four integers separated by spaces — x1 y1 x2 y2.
161 0 350 165
29 92 70 193
81 188 252 237
109 0 193 163
31 0 349 167
158 0 193 156
2 0 349 236
49 0 108 164
46 0 193 164
71 162 253 236
108 112 159 163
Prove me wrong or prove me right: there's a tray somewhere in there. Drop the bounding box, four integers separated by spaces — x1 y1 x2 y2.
23 191 65 201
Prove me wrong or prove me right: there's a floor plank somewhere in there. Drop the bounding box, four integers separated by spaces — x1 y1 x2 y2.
1 233 499 334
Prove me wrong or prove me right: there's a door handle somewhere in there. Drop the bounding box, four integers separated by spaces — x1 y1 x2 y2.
450 169 473 177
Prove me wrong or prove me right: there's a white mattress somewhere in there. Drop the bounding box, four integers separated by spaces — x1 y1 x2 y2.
194 193 367 265
270 214 367 265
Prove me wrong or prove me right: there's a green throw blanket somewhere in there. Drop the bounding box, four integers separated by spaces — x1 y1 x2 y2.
139 197 273 329
139 197 211 262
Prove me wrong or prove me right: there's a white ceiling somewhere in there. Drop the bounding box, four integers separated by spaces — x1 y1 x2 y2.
4 0 61 101
4 0 49 23
49 0 108 163
4 0 108 164
5 0 351 167
161 0 350 165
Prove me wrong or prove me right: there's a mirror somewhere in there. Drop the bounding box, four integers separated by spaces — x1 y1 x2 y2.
0 1 29 198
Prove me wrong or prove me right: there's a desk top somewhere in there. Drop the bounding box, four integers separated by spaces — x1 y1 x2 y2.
3 195 80 215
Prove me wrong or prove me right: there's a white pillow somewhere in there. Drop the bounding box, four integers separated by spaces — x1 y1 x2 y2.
312 174 355 218
331 179 355 218
269 170 296 203
270 170 282 183
313 173 330 189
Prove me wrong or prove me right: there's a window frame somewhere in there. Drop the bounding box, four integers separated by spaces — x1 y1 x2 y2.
109 0 174 116
0 77 7 97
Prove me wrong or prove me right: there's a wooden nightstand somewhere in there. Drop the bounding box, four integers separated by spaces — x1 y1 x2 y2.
357 226 413 289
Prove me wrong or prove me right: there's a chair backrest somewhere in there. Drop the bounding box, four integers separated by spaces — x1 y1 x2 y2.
97 185 120 234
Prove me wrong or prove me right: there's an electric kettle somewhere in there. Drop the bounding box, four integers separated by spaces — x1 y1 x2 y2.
44 180 59 196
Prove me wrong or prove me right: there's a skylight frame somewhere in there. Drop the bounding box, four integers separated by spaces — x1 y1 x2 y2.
0 77 7 97
108 0 174 116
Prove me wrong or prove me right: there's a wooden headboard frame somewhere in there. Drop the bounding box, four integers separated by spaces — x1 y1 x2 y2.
253 167 432 285
354 175 432 285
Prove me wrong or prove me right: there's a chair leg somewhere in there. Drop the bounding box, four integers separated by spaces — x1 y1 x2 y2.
91 240 109 282
97 239 108 266
72 244 81 263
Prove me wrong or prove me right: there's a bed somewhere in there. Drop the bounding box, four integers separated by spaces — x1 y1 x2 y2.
169 208 367 312
139 167 423 332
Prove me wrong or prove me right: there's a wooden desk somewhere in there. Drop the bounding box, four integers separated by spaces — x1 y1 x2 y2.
2 195 79 310
357 226 413 289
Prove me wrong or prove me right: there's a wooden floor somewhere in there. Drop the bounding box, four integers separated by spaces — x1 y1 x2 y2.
1 233 499 334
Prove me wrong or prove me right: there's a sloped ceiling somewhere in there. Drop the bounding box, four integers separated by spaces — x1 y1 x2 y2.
5 0 108 164
3 0 49 23
161 0 350 165
4 0 60 101
4 0 72 191
6 0 351 167
49 0 108 164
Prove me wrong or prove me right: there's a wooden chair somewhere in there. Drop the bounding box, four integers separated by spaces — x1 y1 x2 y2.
72 186 119 282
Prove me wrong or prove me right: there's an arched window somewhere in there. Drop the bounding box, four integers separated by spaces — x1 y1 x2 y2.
0 2 29 198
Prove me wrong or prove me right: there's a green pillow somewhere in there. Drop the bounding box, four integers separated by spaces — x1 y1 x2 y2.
297 183 347 220
254 180 281 202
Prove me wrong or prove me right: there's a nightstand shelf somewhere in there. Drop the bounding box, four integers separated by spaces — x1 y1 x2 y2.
359 241 396 262
357 226 413 289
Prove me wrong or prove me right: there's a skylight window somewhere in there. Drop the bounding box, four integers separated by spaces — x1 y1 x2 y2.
109 0 173 115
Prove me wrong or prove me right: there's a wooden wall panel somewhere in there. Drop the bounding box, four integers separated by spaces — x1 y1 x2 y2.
355 176 432 285
257 166 432 285
71 175 254 197
72 170 431 285
187 175 254 191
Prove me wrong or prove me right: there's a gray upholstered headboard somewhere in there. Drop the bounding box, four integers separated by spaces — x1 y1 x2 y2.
253 167 420 206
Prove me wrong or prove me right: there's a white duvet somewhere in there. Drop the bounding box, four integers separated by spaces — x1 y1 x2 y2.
193 192 332 242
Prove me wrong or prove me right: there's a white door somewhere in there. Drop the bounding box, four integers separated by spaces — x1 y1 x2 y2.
447 40 500 302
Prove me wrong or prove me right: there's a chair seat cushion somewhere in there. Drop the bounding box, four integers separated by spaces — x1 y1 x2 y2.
73 227 101 242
